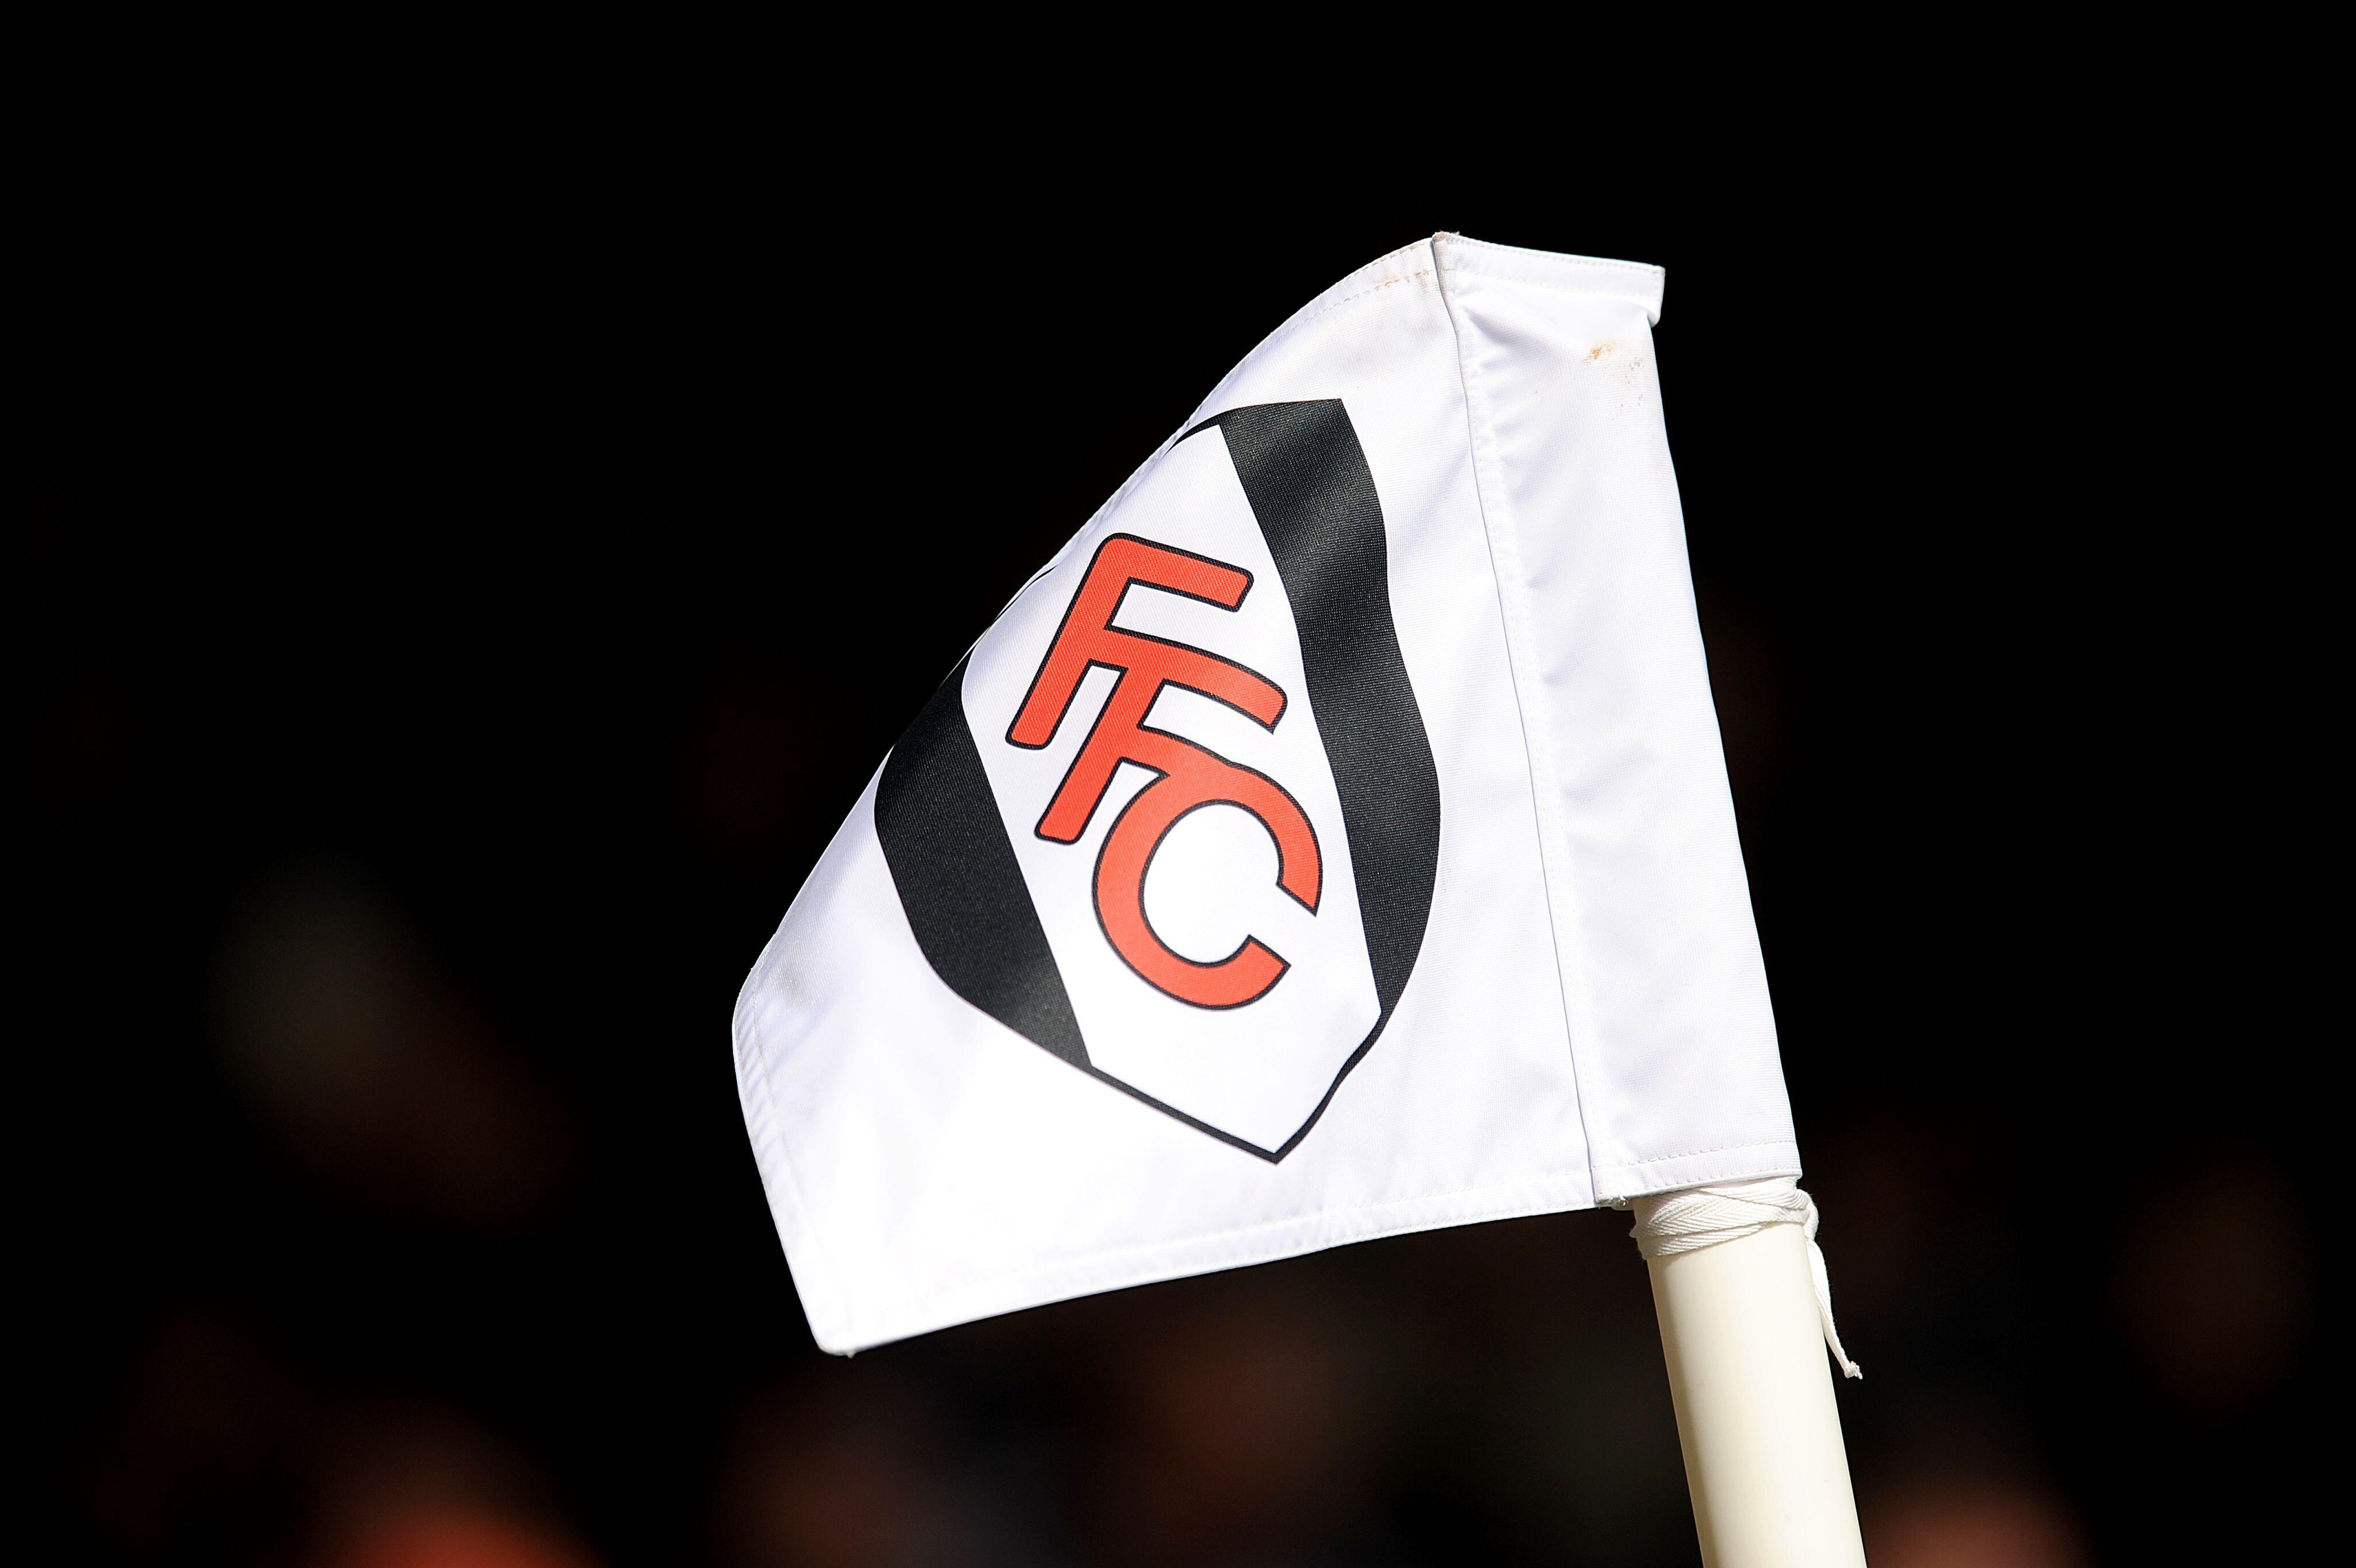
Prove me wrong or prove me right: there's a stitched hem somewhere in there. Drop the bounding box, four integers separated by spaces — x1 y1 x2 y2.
1434 234 1666 323
1589 1140 1804 1204
1432 242 1611 1203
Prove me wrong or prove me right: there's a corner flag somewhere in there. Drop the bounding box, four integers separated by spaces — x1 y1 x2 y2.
735 234 1795 1355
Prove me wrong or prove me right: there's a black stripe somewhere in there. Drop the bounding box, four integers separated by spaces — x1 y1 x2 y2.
875 657 1089 1070
1187 401 1441 1156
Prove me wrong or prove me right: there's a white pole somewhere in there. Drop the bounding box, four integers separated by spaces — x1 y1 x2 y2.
1636 1187 1868 1567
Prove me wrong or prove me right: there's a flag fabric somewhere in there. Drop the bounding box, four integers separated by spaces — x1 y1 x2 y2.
735 234 1797 1355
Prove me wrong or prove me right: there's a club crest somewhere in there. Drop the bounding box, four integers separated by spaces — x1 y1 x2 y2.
875 400 1440 1159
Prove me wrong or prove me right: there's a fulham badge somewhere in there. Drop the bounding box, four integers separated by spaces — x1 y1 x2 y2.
874 400 1440 1159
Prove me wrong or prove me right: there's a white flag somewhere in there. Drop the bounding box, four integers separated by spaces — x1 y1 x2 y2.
735 235 1796 1355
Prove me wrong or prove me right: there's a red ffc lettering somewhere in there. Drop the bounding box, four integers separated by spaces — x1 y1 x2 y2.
1008 535 1322 1009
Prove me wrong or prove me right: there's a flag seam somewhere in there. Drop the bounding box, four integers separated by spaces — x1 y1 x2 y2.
1431 235 1665 322
1432 242 1611 1196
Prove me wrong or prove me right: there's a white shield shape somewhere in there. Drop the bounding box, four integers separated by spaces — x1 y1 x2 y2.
875 400 1439 1159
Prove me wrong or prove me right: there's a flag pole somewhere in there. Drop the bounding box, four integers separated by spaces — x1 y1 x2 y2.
1638 1191 1867 1567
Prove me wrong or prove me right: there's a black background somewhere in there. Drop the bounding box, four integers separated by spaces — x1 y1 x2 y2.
18 98 2326 1566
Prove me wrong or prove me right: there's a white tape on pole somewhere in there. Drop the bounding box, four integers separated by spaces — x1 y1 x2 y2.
1631 1180 1867 1568
1629 1176 1862 1378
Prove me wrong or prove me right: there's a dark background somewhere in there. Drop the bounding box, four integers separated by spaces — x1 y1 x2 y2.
18 117 2325 1566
